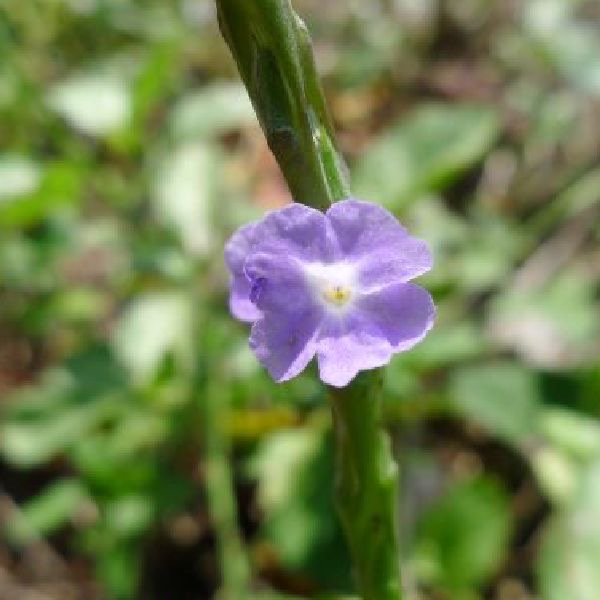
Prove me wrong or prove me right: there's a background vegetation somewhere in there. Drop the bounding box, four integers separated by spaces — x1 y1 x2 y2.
1 1 599 599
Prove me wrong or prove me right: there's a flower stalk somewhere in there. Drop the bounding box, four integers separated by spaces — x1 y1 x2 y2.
216 1 404 598
215 0 350 211
330 372 403 600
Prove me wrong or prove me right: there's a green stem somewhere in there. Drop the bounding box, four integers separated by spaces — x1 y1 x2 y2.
216 0 350 210
331 373 403 600
216 2 403 598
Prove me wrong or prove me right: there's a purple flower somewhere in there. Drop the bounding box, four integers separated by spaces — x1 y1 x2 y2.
225 199 435 387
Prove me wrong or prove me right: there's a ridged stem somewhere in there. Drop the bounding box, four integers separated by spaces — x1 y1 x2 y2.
216 0 350 210
330 372 403 600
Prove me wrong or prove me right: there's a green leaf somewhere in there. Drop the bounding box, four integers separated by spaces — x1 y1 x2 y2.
169 82 255 140
405 322 488 369
105 495 154 537
414 476 512 591
151 142 218 257
489 273 599 369
5 479 90 544
47 72 132 137
530 445 578 506
0 349 127 467
111 291 193 384
538 459 600 600
0 161 82 227
450 362 542 445
0 394 122 468
353 104 500 209
523 1 600 96
249 428 353 592
539 408 600 461
133 44 178 129
0 155 42 201
96 544 140 600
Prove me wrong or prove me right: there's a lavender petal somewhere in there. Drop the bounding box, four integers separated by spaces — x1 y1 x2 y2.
358 282 435 350
229 276 261 322
225 221 262 322
251 203 331 263
326 199 433 289
249 306 322 382
316 312 393 387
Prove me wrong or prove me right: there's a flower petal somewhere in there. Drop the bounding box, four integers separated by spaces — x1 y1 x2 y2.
244 251 313 314
252 203 330 262
249 306 322 382
357 282 435 350
225 222 262 322
326 199 433 289
316 312 393 387
243 204 330 314
229 276 261 322
224 222 258 276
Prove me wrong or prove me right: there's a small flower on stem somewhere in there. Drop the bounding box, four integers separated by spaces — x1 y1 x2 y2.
225 199 435 387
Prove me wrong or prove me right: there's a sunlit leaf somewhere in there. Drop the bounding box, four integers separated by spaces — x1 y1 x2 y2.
0 161 82 227
152 142 218 257
489 274 599 369
540 408 600 461
0 349 127 467
450 362 542 445
538 459 600 600
48 73 131 136
414 476 512 591
0 394 122 468
169 82 255 140
5 479 90 544
249 428 353 591
0 155 42 201
105 494 154 537
353 104 500 209
111 291 193 384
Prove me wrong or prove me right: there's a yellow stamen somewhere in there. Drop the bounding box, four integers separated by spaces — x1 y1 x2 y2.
323 285 352 306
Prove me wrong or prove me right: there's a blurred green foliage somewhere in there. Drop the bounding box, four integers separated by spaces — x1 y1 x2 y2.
0 1 599 599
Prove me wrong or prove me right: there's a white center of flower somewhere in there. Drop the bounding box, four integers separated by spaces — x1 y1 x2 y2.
302 262 358 312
